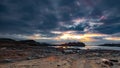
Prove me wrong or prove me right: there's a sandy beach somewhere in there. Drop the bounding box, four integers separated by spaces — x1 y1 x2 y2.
0 53 120 68
0 39 120 68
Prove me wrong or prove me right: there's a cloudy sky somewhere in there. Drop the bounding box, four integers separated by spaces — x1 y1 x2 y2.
0 0 120 45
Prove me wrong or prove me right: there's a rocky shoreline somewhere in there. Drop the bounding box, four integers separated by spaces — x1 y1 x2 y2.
0 46 120 68
0 38 120 68
0 52 120 68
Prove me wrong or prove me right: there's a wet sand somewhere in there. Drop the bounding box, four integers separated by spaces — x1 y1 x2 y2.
0 54 120 68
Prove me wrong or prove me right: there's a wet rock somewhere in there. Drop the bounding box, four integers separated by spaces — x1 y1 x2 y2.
27 57 34 60
103 61 113 66
109 59 118 62
101 59 113 66
3 59 14 63
57 65 60 67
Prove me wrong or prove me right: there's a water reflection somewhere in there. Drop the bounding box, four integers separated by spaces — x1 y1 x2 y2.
84 46 120 51
53 45 120 51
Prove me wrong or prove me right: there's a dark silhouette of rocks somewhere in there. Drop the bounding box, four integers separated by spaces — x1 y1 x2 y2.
0 38 86 47
0 38 16 43
59 42 85 47
19 40 40 46
0 38 17 47
0 38 15 41
98 44 120 47
0 38 53 47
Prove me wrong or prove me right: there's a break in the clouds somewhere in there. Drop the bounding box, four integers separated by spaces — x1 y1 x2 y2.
0 0 120 45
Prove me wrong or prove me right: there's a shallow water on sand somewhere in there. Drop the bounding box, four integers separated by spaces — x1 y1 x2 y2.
52 45 120 51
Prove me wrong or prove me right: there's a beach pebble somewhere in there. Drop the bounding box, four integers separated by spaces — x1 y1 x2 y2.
101 59 114 66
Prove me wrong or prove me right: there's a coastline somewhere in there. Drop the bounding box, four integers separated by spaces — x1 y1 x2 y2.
0 49 120 68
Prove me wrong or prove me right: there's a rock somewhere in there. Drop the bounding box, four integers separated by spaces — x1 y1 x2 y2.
57 65 60 67
103 61 113 66
109 59 119 62
3 59 14 63
101 59 113 66
27 57 34 60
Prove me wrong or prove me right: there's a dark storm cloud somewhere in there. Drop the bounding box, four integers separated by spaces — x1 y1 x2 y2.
0 0 94 35
0 0 58 34
95 23 120 34
90 0 120 34
0 18 39 35
0 0 120 44
101 0 120 8
97 16 120 34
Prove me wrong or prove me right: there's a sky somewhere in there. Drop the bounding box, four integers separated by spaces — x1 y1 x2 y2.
0 0 120 45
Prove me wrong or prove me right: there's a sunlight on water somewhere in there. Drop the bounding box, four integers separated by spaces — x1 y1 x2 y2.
52 45 120 51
